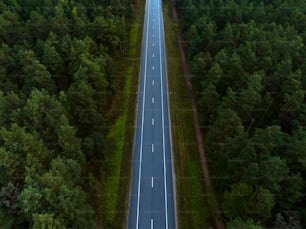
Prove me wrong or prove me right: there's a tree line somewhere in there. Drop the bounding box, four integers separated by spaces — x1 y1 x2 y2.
175 0 306 227
0 0 132 227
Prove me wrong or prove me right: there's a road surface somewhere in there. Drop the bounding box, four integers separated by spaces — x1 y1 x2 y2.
128 0 176 228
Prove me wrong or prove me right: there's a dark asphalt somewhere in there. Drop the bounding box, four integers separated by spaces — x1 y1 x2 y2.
128 0 176 228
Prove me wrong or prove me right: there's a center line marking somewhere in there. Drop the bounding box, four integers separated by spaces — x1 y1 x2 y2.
152 118 154 126
152 97 155 103
152 144 154 153
152 80 155 86
151 177 154 188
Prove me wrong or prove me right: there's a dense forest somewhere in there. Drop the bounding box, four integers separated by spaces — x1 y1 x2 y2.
0 0 132 228
175 0 306 227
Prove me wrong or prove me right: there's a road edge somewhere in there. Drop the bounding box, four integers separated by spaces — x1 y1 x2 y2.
161 2 178 229
125 2 146 229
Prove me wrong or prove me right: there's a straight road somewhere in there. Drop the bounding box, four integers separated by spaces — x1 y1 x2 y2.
128 0 176 228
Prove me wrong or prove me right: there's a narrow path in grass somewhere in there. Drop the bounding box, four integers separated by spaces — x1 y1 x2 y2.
169 1 225 228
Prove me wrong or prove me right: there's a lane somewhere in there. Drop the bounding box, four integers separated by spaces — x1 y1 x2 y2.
128 0 175 227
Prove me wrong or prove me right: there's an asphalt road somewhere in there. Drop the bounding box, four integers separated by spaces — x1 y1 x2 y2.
128 0 176 228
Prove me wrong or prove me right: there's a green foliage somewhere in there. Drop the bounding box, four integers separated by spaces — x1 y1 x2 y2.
199 82 219 124
32 213 65 229
20 157 95 228
222 182 252 219
223 183 275 223
18 49 57 95
227 218 263 229
0 208 15 229
207 109 244 146
176 0 306 226
249 188 275 222
0 0 133 227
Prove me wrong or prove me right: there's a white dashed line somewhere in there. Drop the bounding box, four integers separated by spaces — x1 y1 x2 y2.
152 97 155 103
152 118 154 126
151 219 154 229
152 80 155 86
152 66 155 71
151 177 154 188
152 144 154 153
135 0 151 227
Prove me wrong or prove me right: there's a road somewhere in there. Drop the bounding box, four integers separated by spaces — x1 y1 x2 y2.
127 0 176 228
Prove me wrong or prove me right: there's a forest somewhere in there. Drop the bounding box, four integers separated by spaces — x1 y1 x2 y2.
0 0 132 228
175 0 306 227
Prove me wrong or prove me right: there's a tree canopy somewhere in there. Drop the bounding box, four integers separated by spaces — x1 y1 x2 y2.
0 0 132 227
176 0 306 227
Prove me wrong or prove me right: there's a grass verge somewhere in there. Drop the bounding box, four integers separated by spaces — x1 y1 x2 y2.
95 1 145 227
163 2 211 228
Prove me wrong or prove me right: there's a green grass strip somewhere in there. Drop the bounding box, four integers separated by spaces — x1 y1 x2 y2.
163 1 210 228
104 115 127 224
102 12 141 227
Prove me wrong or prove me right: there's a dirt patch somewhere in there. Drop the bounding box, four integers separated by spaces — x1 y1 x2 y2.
170 2 225 229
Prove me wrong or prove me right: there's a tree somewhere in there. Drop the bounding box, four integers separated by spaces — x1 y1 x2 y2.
279 70 304 129
32 213 65 229
92 16 120 52
206 62 223 85
259 156 288 194
20 157 95 228
218 87 237 110
67 77 104 140
0 126 26 186
191 52 212 75
42 43 63 75
49 4 69 37
0 0 132 228
277 173 303 209
23 89 65 146
285 128 306 172
71 7 88 39
199 82 219 124
249 188 275 222
207 109 244 147
56 116 84 163
222 182 252 220
187 24 199 58
0 91 21 128
27 11 49 41
238 72 263 125
238 42 257 73
250 126 283 160
18 50 56 95
175 0 306 225
77 54 109 109
206 109 244 180
227 218 263 229
220 132 258 186
0 10 23 45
